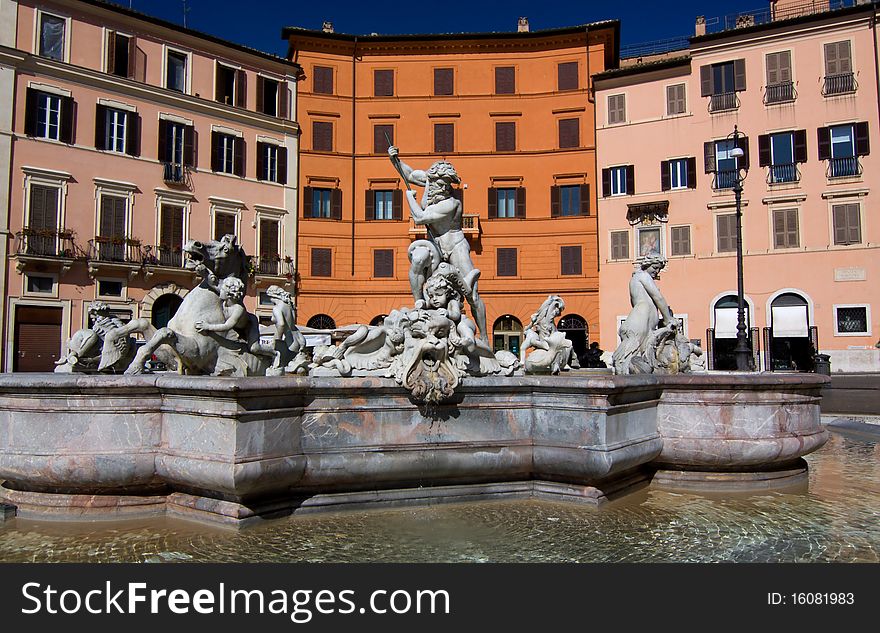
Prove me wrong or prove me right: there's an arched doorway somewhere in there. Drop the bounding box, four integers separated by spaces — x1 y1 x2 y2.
493 315 522 356
151 293 182 329
307 314 336 330
558 314 589 366
370 315 387 327
768 292 815 372
709 295 755 370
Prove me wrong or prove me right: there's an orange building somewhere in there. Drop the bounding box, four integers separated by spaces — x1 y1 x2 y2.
284 19 619 360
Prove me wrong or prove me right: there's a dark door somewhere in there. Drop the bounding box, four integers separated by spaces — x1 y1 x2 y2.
151 294 182 329
14 305 63 372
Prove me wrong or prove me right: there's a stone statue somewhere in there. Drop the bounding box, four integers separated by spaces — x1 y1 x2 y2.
583 342 608 368
612 254 699 375
521 295 575 375
264 284 309 376
388 146 488 344
109 234 274 376
54 301 136 373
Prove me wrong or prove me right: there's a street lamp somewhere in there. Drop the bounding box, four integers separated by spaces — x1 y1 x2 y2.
728 125 752 371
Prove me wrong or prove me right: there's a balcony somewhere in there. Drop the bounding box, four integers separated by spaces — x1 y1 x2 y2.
87 236 142 280
764 82 796 105
827 156 861 178
141 245 183 268
256 254 282 277
709 92 739 113
162 162 187 185
13 227 77 275
767 163 800 184
822 72 857 96
409 213 481 239
712 170 740 190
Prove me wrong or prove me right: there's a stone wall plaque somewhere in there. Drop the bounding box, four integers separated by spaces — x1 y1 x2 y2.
834 267 866 282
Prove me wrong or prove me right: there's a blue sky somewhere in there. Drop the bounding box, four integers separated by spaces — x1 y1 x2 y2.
126 0 770 57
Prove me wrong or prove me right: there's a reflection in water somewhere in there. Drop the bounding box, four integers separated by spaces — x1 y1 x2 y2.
1 431 878 563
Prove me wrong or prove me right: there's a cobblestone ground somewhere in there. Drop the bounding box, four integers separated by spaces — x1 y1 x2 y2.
1 430 878 563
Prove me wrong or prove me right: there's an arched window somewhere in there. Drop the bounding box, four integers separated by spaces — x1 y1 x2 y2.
710 294 752 371
370 315 387 327
493 315 522 356
151 293 182 329
307 314 336 330
558 314 589 365
769 292 814 372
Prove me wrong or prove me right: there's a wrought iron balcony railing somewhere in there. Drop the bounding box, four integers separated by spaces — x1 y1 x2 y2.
88 236 142 264
822 72 857 96
827 156 861 178
712 169 740 190
767 163 800 184
709 91 739 113
142 245 184 268
162 162 187 184
15 227 76 258
256 254 282 276
764 81 796 105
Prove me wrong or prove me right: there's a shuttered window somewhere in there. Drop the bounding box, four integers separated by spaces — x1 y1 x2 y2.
824 41 852 76
259 219 280 259
551 184 589 217
607 94 626 124
610 231 629 261
495 66 515 94
99 195 127 239
557 61 578 91
670 226 691 256
374 124 393 154
106 31 135 79
26 89 74 143
374 69 394 96
28 184 59 231
160 205 184 250
559 118 579 149
257 142 287 183
311 247 332 277
215 64 238 105
211 132 243 176
773 208 799 249
832 204 861 245
214 212 236 240
495 121 516 152
496 248 517 277
373 249 394 278
666 83 686 115
157 120 193 166
313 65 333 94
560 245 582 276
257 76 280 116
434 68 453 95
434 123 454 153
716 214 737 252
304 187 342 220
313 121 333 152
766 51 792 85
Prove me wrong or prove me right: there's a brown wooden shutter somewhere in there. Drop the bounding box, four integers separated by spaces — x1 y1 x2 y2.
686 157 697 188
826 41 851 75
736 135 749 169
277 146 287 184
766 52 779 85
234 136 245 177
127 36 137 79
495 66 515 94
256 76 264 113
561 245 582 275
625 165 635 194
515 187 526 218
717 214 736 252
157 119 168 162
700 65 712 96
330 188 342 220
374 70 393 96
847 205 861 243
313 121 333 151
364 189 375 220
211 131 221 172
214 212 236 241
183 125 195 166
29 184 58 230
660 160 670 191
373 249 394 277
497 248 517 276
773 210 786 248
311 248 332 277
260 219 279 257
550 185 560 217
434 68 453 95
611 231 629 260
94 104 107 149
557 61 578 90
107 31 117 73
667 84 685 114
579 184 590 215
778 51 792 83
487 187 498 218
392 188 403 220
856 122 870 156
256 141 266 180
817 127 831 160
302 186 313 218
794 129 807 163
671 226 691 256
24 88 38 136
832 206 848 244
374 124 393 154
236 69 247 107
495 121 515 152
786 209 799 248
313 66 333 94
278 83 288 119
559 118 579 148
160 205 183 249
434 123 454 153
125 111 140 156
601 168 611 197
758 135 771 167
100 195 126 238
733 58 747 91
704 141 716 173
59 96 74 144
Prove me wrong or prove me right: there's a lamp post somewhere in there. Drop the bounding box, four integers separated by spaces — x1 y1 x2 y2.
729 125 752 371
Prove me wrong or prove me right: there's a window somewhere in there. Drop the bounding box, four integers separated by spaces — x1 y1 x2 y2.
758 130 806 183
26 275 55 295
311 248 332 277
158 119 194 179
370 190 397 220
107 31 133 79
313 65 334 94
819 123 868 177
493 316 522 355
701 59 745 111
666 83 686 115
824 40 855 95
159 204 185 266
166 50 187 92
25 183 60 256
552 184 588 217
374 69 394 96
313 120 333 152
488 186 524 219
97 279 124 298
38 12 66 61
637 226 661 258
434 68 453 96
607 94 626 125
610 231 629 261
215 64 245 107
26 88 74 143
214 211 236 241
495 66 515 94
258 219 280 275
373 249 394 278
37 92 61 140
560 245 582 276
497 248 517 277
662 158 695 190
374 124 393 154
765 51 794 103
716 213 737 253
558 118 579 149
834 306 869 336
211 132 243 176
602 165 633 196
303 186 341 219
832 203 861 245
95 106 139 156
434 123 454 153
311 188 332 218
258 76 282 116
497 188 516 218
670 226 691 256
773 208 799 249
97 194 128 261
495 121 515 152
557 61 578 91
710 138 748 189
257 142 287 184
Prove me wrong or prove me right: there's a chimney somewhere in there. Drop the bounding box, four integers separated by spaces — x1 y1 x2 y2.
694 15 706 37
322 21 334 33
517 17 529 33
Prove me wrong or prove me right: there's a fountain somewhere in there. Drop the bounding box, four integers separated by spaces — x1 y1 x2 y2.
0 150 828 527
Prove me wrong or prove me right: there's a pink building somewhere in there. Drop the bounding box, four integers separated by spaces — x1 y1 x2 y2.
0 0 301 371
596 0 880 373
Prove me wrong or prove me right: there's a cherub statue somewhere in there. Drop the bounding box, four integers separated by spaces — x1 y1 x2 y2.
521 295 575 375
262 284 308 375
55 302 136 373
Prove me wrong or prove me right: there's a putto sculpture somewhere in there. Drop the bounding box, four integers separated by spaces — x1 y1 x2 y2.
612 254 703 375
521 295 576 375
264 284 309 376
54 301 137 373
